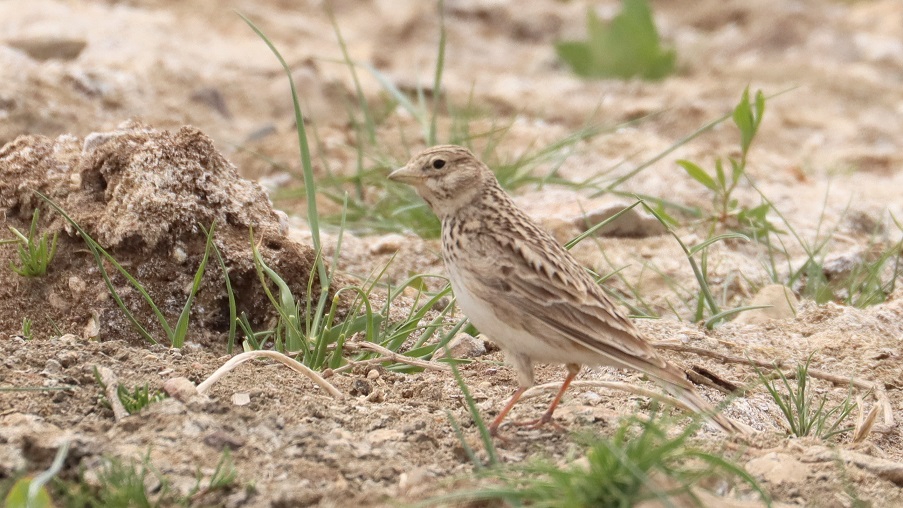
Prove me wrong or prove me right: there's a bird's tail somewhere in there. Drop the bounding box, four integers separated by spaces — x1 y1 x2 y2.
652 365 752 435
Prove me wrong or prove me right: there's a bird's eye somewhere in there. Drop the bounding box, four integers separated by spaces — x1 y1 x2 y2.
431 159 446 169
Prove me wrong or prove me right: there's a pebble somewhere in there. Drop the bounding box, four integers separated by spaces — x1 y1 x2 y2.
368 234 407 255
572 204 667 238
6 36 87 61
735 284 799 324
68 276 86 294
431 332 486 360
232 393 251 406
162 377 198 401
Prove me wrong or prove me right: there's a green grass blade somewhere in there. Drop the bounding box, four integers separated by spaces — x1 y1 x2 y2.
703 305 770 329
201 224 237 354
449 353 498 467
688 233 749 257
237 13 327 288
565 200 642 250
171 222 216 348
37 192 162 343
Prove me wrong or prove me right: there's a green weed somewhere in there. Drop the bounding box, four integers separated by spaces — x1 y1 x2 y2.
7 208 58 277
190 449 238 504
755 354 858 440
677 88 775 236
93 368 168 415
19 317 33 340
556 0 675 80
431 412 768 507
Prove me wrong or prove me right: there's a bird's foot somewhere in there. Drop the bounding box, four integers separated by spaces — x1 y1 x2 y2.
488 424 513 443
512 414 565 432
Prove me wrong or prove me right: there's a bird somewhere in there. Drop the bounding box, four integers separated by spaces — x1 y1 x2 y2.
388 145 745 436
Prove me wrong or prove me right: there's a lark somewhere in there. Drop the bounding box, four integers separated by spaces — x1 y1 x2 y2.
389 145 745 436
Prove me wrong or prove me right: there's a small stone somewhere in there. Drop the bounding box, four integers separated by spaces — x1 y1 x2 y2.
7 36 87 61
366 369 380 380
204 430 246 450
274 210 290 235
398 467 432 494
232 393 251 406
163 377 198 401
56 351 79 368
55 334 79 345
432 332 486 360
842 209 883 235
48 291 67 310
172 246 187 263
68 276 86 294
190 87 231 118
572 204 667 238
366 428 403 444
42 359 62 375
735 285 799 324
368 234 407 255
352 378 372 396
83 312 100 340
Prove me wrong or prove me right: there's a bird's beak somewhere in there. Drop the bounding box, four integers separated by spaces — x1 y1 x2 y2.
388 165 421 184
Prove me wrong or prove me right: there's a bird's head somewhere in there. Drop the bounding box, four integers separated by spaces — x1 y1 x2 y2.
388 145 493 218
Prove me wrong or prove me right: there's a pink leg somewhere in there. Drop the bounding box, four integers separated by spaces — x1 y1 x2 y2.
489 386 528 437
515 364 580 429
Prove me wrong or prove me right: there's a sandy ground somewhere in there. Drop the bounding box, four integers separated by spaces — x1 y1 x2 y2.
1 0 902 506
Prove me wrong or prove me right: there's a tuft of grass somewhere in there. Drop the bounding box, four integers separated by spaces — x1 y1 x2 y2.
115 384 169 415
190 449 238 503
246 232 466 372
89 454 169 507
556 0 675 80
755 354 858 440
430 412 768 507
14 448 240 507
748 178 902 309
93 367 168 415
7 208 58 277
19 317 33 340
237 15 469 372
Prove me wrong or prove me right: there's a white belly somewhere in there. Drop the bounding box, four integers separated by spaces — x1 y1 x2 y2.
448 264 585 365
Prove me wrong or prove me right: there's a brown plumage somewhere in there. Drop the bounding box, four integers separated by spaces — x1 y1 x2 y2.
389 145 746 436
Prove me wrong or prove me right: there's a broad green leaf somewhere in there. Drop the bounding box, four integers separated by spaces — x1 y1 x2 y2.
4 478 53 508
715 158 727 189
676 160 717 191
556 0 675 80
